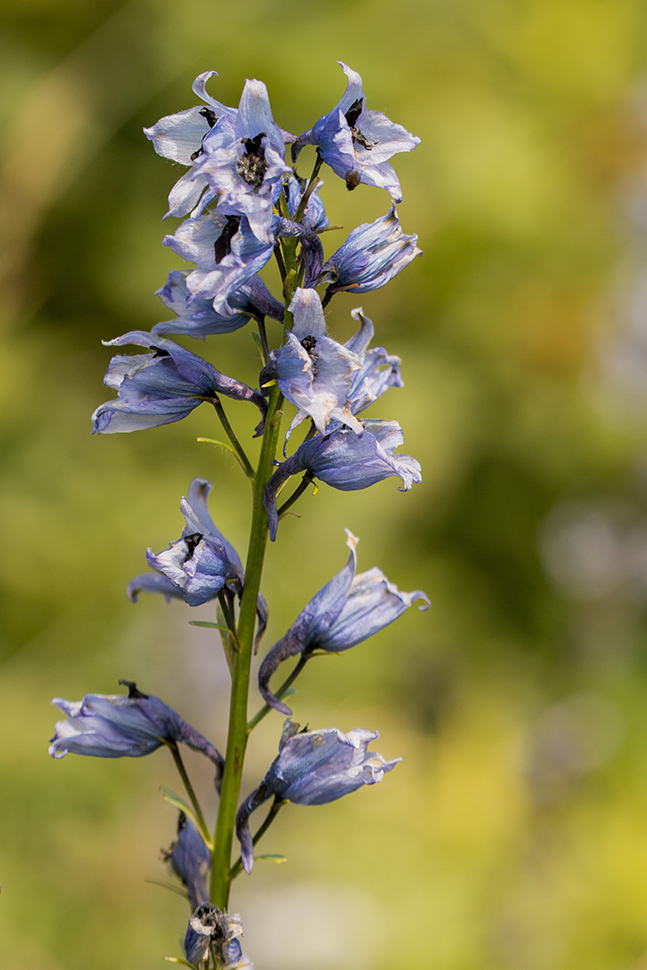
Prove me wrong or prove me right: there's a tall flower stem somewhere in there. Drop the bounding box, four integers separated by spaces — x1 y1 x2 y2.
209 382 284 909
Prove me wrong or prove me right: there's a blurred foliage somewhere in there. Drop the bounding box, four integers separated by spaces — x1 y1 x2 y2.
3 0 647 968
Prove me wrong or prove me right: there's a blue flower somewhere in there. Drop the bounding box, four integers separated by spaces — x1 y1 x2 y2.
163 211 278 317
49 680 224 770
129 479 268 641
91 331 267 435
165 812 210 910
292 63 420 201
319 206 421 305
193 79 291 245
265 288 363 438
236 719 400 872
144 71 236 219
344 308 404 414
264 419 421 540
259 530 429 713
152 271 284 340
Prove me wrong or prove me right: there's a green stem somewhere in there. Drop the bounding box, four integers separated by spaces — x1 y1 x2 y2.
167 740 211 843
209 384 284 909
247 655 309 732
294 151 323 223
210 397 255 481
229 798 285 879
276 472 315 522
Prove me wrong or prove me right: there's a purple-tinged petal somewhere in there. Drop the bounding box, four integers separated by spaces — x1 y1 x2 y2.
259 531 428 711
319 206 421 301
166 812 211 910
264 420 421 540
49 681 223 770
236 720 400 870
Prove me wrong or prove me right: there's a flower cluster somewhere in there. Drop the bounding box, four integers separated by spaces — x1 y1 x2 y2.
51 63 427 970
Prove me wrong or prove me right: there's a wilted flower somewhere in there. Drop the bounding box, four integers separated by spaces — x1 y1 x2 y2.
91 332 267 435
49 680 223 769
184 904 245 968
318 206 421 305
164 812 210 910
236 719 400 872
264 419 421 540
292 62 420 200
259 530 429 713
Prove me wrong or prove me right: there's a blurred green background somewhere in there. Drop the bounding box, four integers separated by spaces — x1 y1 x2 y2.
4 0 647 967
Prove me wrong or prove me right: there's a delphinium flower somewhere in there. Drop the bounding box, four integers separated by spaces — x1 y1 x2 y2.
184 904 247 968
128 477 268 642
264 418 421 540
165 812 211 910
191 78 291 246
49 680 223 770
153 270 284 340
292 62 420 199
236 719 401 872
318 205 421 306
51 62 427 970
259 530 429 713
91 331 267 435
261 287 363 439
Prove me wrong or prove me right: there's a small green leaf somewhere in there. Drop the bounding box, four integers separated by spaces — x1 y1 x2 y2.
159 787 212 848
256 854 287 864
188 621 230 632
165 958 193 967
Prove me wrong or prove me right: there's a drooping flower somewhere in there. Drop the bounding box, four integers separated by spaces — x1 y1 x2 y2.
262 288 363 439
164 812 210 910
259 530 429 713
236 719 400 872
163 210 278 317
91 331 267 435
152 271 284 340
184 904 246 968
192 79 291 245
49 680 224 771
128 479 268 643
292 62 420 201
318 206 421 305
264 419 421 540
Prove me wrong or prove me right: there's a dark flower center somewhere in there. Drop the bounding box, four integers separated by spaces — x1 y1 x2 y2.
237 133 269 188
214 216 242 264
344 98 376 152
300 335 319 376
190 106 219 160
152 347 171 359
183 533 204 561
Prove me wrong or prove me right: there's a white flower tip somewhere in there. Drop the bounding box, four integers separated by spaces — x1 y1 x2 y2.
344 529 359 551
